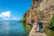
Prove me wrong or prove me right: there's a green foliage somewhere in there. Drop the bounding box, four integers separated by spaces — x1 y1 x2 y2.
22 18 26 23
36 17 38 20
36 0 39 1
44 28 54 36
47 14 54 27
26 24 32 33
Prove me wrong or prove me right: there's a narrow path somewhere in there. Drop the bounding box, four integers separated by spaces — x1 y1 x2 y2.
28 25 47 36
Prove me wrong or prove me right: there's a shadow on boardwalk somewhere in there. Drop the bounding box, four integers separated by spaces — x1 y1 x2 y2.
28 25 47 36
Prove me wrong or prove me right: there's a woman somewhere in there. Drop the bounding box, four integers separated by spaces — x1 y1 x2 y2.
34 22 39 32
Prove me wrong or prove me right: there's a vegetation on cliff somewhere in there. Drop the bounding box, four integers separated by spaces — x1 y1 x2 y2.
47 14 54 27
22 18 32 33
44 27 54 36
47 14 54 30
22 18 26 23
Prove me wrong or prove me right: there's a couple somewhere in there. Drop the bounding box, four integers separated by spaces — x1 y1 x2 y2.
34 20 43 33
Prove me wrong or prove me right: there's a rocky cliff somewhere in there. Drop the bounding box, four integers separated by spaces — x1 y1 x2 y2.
40 0 54 23
23 0 54 24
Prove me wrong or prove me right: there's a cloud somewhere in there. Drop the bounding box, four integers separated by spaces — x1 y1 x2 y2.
0 11 19 20
8 16 19 20
0 11 10 18
2 11 10 18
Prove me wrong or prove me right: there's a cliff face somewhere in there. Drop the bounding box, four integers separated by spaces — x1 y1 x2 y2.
40 0 54 11
40 0 54 23
25 0 40 24
23 0 54 24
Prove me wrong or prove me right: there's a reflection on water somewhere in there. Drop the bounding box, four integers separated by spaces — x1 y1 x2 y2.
0 21 26 36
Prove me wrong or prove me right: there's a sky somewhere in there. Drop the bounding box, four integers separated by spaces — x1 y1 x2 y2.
0 0 32 21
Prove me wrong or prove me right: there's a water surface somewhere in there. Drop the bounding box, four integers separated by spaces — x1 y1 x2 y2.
0 21 26 36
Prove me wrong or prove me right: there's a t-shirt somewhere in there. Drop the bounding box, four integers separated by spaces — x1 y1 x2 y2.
38 22 43 28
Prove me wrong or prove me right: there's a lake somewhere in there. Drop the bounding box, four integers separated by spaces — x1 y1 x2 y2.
0 21 26 36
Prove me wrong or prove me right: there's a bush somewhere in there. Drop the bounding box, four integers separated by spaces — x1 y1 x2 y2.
36 0 39 1
47 14 54 27
22 18 26 23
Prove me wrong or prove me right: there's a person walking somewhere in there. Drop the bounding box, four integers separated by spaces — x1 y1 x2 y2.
34 22 38 32
38 20 43 33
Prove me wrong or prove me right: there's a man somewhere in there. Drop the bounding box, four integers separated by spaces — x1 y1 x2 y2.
38 20 43 33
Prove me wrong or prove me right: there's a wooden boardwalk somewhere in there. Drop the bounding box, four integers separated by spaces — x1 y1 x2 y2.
28 25 47 36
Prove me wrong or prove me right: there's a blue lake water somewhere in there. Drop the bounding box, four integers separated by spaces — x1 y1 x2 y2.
0 21 26 36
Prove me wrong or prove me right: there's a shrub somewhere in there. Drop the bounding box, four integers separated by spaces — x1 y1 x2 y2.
22 18 26 23
47 14 54 27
